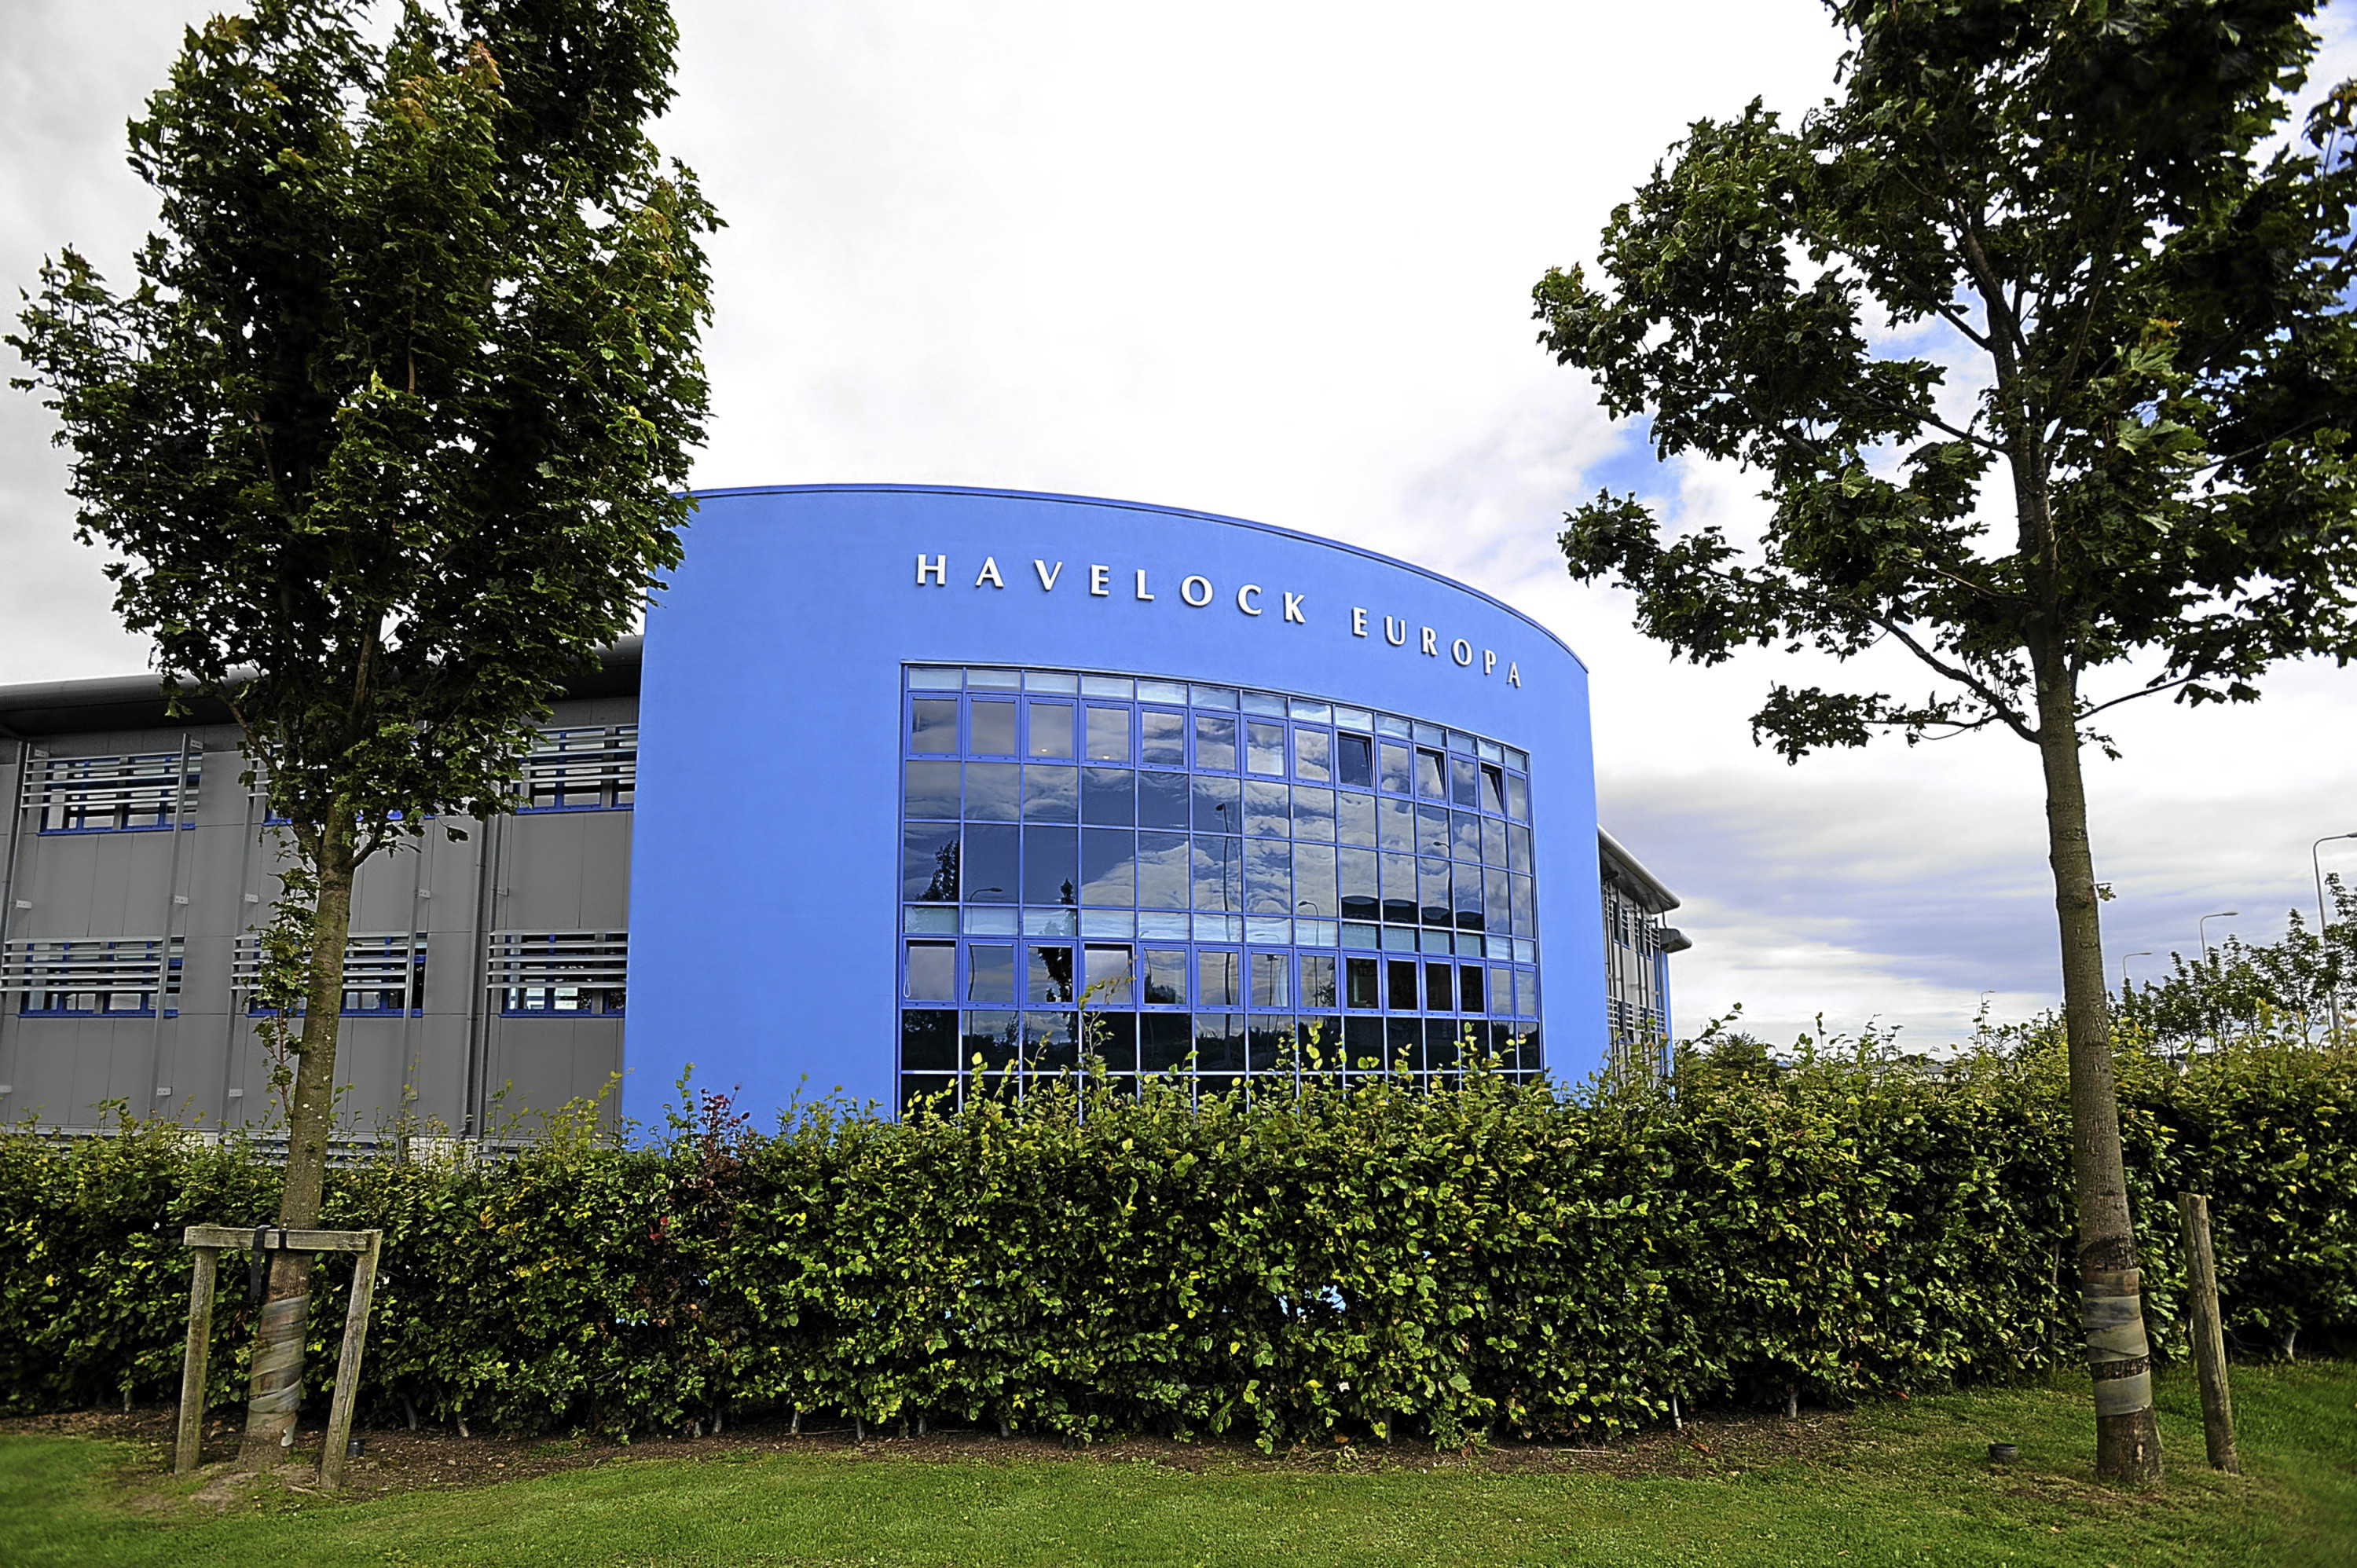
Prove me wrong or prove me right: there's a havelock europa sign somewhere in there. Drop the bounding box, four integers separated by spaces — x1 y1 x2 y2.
914 552 1527 688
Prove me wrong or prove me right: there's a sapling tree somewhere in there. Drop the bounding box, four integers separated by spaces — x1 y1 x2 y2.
10 0 716 1464
1534 0 2357 1479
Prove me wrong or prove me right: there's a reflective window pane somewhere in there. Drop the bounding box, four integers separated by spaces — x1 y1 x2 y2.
965 762 1021 822
1251 951 1291 1009
1136 832 1190 909
1416 749 1446 799
905 941 955 1001
904 760 961 819
1378 798 1415 852
902 1009 958 1070
1141 1012 1193 1069
1082 768 1135 825
1081 828 1136 907
1380 853 1417 924
1083 943 1133 1005
1194 714 1237 771
1337 848 1379 922
1300 954 1337 1009
1420 858 1453 928
1192 837 1242 911
1451 811 1482 860
1424 961 1454 1013
970 700 1018 755
967 947 1016 1004
1087 705 1131 762
1022 826 1079 907
1387 958 1418 1010
1481 764 1506 815
1244 780 1290 837
1450 756 1479 807
1138 769 1189 830
1460 964 1486 1015
1417 803 1450 857
1336 789 1377 848
1192 773 1241 833
1346 955 1380 1009
1296 727 1332 782
1292 786 1335 842
1483 815 1508 866
1507 773 1530 821
911 699 959 753
903 824 960 902
1140 709 1187 767
964 1009 1019 1068
1028 700 1076 758
1292 843 1337 925
1379 742 1413 794
1338 733 1375 788
1140 947 1187 1005
1024 764 1078 822
1508 823 1533 873
1245 721 1286 776
1028 945 1076 1002
1243 837 1292 915
1198 949 1243 1008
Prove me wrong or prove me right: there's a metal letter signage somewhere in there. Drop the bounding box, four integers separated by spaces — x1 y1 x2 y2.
1237 584 1263 616
1181 575 1215 607
1032 559 1064 591
975 557 1006 588
916 554 948 585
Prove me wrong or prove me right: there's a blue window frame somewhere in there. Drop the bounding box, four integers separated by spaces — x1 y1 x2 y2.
896 666 1542 1113
7 937 182 1017
26 753 199 834
519 726 637 811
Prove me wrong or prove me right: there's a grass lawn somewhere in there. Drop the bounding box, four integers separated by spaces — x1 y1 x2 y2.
1 1361 2351 1567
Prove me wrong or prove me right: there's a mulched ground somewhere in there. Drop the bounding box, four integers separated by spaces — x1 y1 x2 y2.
2 1399 1887 1506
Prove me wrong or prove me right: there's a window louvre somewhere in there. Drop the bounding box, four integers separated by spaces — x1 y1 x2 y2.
20 753 199 832
3 936 183 1015
232 932 427 1015
488 930 628 1014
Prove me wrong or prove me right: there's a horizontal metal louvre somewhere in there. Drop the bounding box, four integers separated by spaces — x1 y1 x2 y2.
230 932 427 995
1 936 182 995
485 930 629 988
520 725 636 808
19 753 199 829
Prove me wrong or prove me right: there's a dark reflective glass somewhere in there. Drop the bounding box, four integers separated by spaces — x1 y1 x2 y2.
1482 815 1507 866
1298 1015 1343 1072
1508 822 1533 873
1088 1011 1138 1072
1387 958 1418 1010
1244 838 1292 914
1510 874 1534 936
1199 949 1243 1008
1025 1011 1079 1069
1135 832 1189 910
1415 749 1446 798
1337 733 1375 787
971 700 1018 755
1024 764 1077 822
904 760 961 819
1081 828 1136 907
962 824 1018 903
1345 956 1380 1009
1424 960 1454 1013
1292 786 1335 842
1192 773 1241 833
1451 811 1482 860
901 1008 958 1070
1028 945 1075 1003
1420 857 1452 928
1481 764 1506 814
1426 1017 1461 1068
1086 705 1131 762
1507 773 1530 821
1192 837 1242 911
1082 768 1135 824
1141 1013 1194 1071
905 941 955 1001
1484 867 1511 932
1247 1018 1288 1071
966 947 1016 1004
1138 769 1189 830
1299 954 1337 1009
911 698 959 753
1380 852 1418 924
1450 756 1479 806
1193 1011 1244 1071
1028 700 1075 758
902 824 960 902
1021 826 1078 906
1336 848 1379 921
1296 727 1332 782
900 1074 956 1116
1194 714 1237 771
1139 947 1187 1005
1379 742 1413 794
965 762 1021 822
1139 709 1187 767
1336 789 1377 848
1243 780 1290 837
1460 964 1486 1015
1417 803 1450 856
1245 720 1286 776
1387 1017 1421 1069
1292 844 1336 922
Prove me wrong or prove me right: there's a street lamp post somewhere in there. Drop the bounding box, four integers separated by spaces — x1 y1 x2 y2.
2121 951 2153 993
2198 911 2239 962
2315 832 2357 1043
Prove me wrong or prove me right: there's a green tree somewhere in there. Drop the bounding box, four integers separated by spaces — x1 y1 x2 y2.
9 0 716 1466
1533 0 2357 1480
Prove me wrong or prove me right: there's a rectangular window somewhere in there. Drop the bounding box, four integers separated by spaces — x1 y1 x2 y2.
9 936 182 1016
1415 749 1447 799
1337 733 1375 788
967 945 1016 1003
903 823 960 902
1483 816 1508 866
1021 825 1079 907
970 700 1019 755
904 760 960 819
1379 852 1418 924
1139 709 1187 768
1192 773 1241 833
1291 786 1335 842
1507 773 1530 821
901 1009 958 1071
1292 843 1336 924
28 752 200 833
1424 961 1454 1013
1378 798 1414 852
1198 948 1243 1008
1451 811 1482 860
1243 780 1290 837
1336 789 1377 848
1295 727 1332 782
1082 768 1135 825
1135 832 1190 910
904 941 955 1001
522 726 639 811
1022 765 1077 822
1028 944 1075 1003
1142 1012 1193 1069
1417 804 1451 857
486 931 626 1016
1085 705 1131 761
1508 822 1533 873
1245 720 1286 776
1386 958 1419 1011
1420 859 1453 929
1450 755 1479 808
1193 713 1237 771
1336 848 1379 921
1345 955 1380 1009
1138 770 1189 830
1250 952 1290 1009
1139 947 1187 1005
964 762 1021 821
1379 742 1413 794
1481 764 1506 815
1083 943 1133 1005
1299 954 1337 1009
1459 964 1486 1015
962 823 1019 902
1028 700 1075 758
1080 828 1136 907
1242 837 1292 914
1191 837 1242 911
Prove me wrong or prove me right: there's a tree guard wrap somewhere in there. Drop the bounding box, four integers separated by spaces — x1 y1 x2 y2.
2084 1268 2154 1418
247 1293 310 1417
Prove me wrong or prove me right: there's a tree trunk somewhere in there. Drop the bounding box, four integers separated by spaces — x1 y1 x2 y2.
237 813 356 1467
2033 666 2163 1484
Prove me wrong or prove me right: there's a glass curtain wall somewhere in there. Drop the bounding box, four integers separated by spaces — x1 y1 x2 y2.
897 665 1541 1112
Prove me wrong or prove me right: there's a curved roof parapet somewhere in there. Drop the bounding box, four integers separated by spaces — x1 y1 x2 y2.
0 636 643 739
1598 826 1682 918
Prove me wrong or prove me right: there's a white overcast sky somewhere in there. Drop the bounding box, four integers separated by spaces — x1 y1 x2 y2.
4 1 2354 1047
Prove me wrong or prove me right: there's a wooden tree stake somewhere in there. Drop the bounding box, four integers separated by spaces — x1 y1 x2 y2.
2176 1192 2238 1473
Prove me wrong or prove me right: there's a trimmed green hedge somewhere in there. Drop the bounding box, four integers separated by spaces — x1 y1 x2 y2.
2 1041 2351 1448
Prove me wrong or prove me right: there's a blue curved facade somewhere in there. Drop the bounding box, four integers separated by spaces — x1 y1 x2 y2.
623 485 1606 1123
